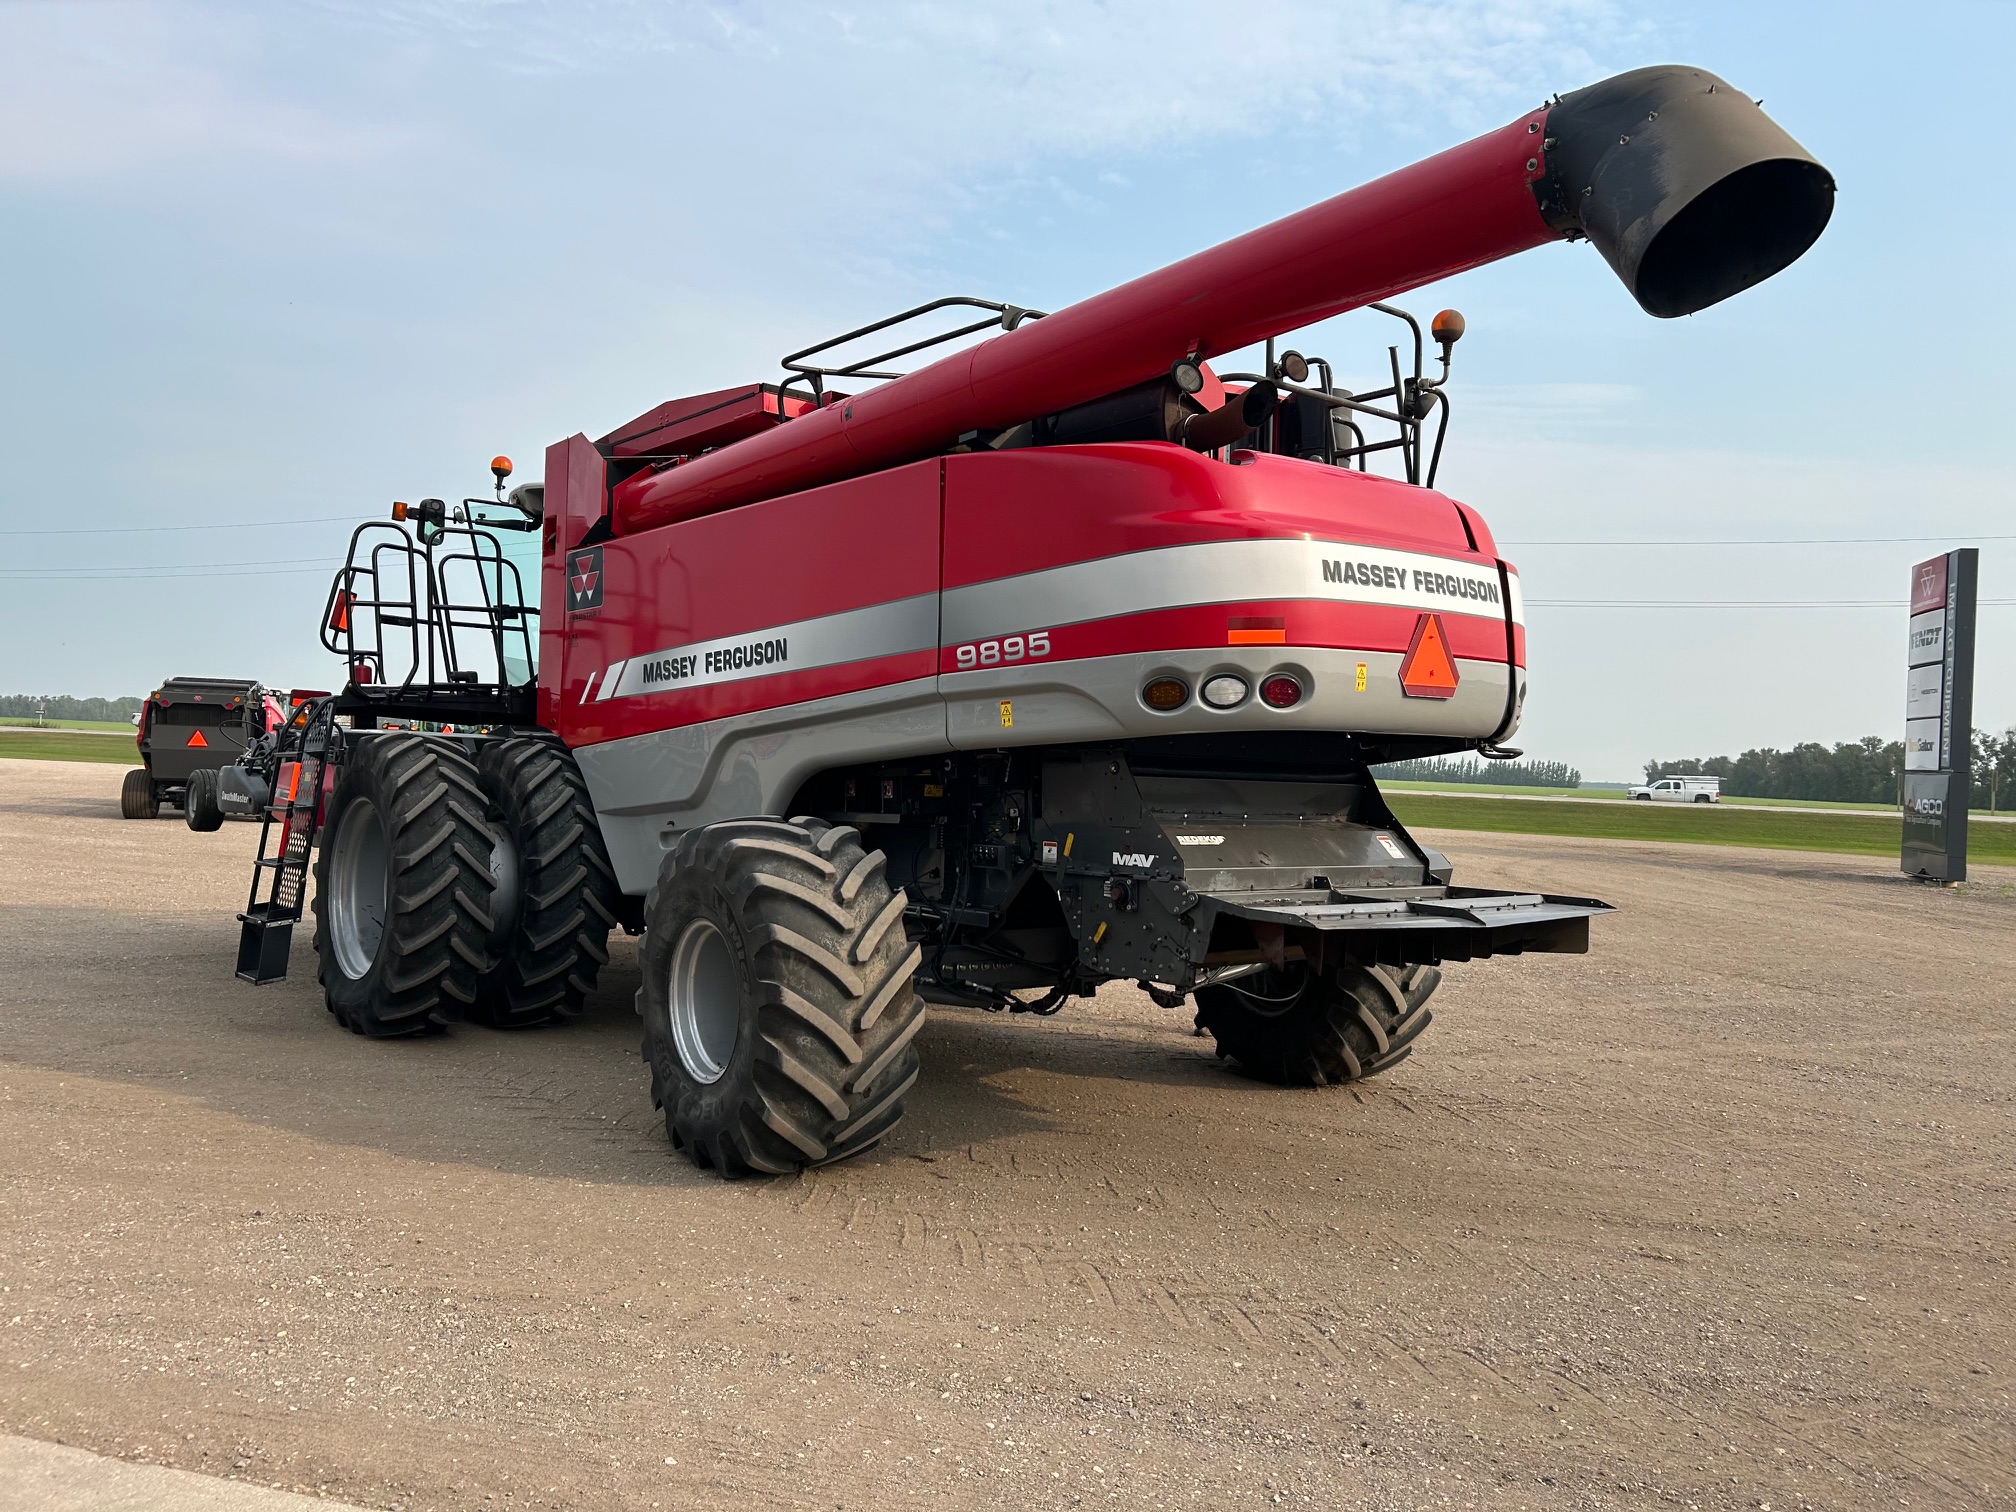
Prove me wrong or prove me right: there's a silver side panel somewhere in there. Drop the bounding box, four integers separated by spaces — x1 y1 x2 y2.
574 677 947 894
943 536 1520 643
944 647 1512 750
579 646 1514 890
588 592 938 705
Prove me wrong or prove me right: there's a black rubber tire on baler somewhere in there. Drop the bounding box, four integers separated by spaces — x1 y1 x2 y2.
638 817 926 1177
184 768 225 831
1194 962 1439 1086
312 733 497 1038
468 735 621 1028
120 767 158 820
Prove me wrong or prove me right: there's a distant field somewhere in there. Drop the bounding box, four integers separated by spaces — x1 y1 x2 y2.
1388 791 2016 866
0 730 135 764
1379 779 1897 813
0 718 133 733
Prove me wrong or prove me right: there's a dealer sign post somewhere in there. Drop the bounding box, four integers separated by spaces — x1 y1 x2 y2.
1901 548 1978 882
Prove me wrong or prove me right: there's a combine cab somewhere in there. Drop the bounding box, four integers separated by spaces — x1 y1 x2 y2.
235 65 1833 1176
123 677 284 825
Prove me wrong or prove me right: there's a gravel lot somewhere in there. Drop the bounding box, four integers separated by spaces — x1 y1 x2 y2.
2 756 2012 1511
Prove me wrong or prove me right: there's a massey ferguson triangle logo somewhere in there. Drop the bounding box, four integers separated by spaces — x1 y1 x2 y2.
566 546 603 613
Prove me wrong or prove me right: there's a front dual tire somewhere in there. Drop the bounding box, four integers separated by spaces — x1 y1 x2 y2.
312 732 620 1036
639 818 926 1178
313 734 498 1036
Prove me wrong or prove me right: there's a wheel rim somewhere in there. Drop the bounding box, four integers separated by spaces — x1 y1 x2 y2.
668 917 740 1084
328 797 390 980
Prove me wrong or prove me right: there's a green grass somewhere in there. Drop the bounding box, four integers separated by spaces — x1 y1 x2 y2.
1387 791 2016 865
0 717 134 732
0 729 138 764
1378 779 1897 813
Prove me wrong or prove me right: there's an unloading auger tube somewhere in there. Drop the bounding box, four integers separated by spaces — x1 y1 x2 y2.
612 64 1833 532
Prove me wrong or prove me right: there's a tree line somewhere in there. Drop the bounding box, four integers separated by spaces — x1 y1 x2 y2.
0 693 142 721
1649 730 2016 812
1375 756 1582 788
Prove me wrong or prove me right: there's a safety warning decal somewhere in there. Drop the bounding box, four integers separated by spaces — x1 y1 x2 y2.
1398 613 1460 699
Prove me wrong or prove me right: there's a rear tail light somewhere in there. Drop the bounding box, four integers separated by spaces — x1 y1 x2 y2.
1259 674 1304 708
1141 677 1189 711
1200 674 1249 709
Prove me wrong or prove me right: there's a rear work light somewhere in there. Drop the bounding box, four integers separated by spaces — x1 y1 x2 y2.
1259 674 1304 709
1200 674 1249 709
1141 677 1189 711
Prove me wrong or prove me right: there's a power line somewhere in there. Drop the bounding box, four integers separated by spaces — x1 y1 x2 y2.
7 517 2006 552
1530 598 2016 609
1 556 339 577
0 566 337 583
0 515 363 537
1508 532 2016 547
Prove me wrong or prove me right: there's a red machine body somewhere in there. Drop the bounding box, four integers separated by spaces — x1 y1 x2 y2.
524 64 1835 896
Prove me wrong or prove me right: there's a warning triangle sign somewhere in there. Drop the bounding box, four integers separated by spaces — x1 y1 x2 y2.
186 729 209 747
1399 613 1459 699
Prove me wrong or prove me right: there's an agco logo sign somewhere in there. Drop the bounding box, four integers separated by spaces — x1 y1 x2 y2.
566 546 604 614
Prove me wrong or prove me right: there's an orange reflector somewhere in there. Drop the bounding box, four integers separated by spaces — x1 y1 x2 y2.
186 730 208 748
328 589 353 634
1227 615 1286 645
1399 613 1459 699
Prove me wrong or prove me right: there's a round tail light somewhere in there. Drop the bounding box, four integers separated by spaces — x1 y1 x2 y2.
1259 674 1303 708
1141 677 1190 711
1200 674 1249 709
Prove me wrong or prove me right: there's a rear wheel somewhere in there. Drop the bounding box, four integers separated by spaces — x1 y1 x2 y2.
313 733 497 1037
638 818 925 1177
120 768 158 820
184 768 224 831
1194 962 1437 1086
469 736 620 1028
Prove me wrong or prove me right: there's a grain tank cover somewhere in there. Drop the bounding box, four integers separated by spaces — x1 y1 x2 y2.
1535 65 1835 318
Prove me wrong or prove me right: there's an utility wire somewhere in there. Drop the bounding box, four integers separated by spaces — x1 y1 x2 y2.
1530 598 2016 609
1508 532 2016 547
0 515 363 537
0 566 337 583
1 555 339 577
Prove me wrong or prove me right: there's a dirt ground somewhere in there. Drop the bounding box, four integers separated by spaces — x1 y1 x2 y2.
2 756 2012 1512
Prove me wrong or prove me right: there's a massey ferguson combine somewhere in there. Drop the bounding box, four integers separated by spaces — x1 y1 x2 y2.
233 66 1833 1176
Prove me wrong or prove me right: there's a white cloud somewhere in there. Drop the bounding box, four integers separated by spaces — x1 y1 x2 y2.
0 3 416 181
324 0 1643 164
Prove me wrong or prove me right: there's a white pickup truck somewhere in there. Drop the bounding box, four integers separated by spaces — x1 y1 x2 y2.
1628 776 1722 804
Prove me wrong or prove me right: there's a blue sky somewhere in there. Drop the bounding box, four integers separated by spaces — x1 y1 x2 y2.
1 0 2009 780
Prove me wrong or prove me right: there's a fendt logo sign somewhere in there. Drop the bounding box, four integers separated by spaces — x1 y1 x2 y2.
566 547 604 614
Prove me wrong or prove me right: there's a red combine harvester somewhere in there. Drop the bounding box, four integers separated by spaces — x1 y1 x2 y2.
234 66 1833 1176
